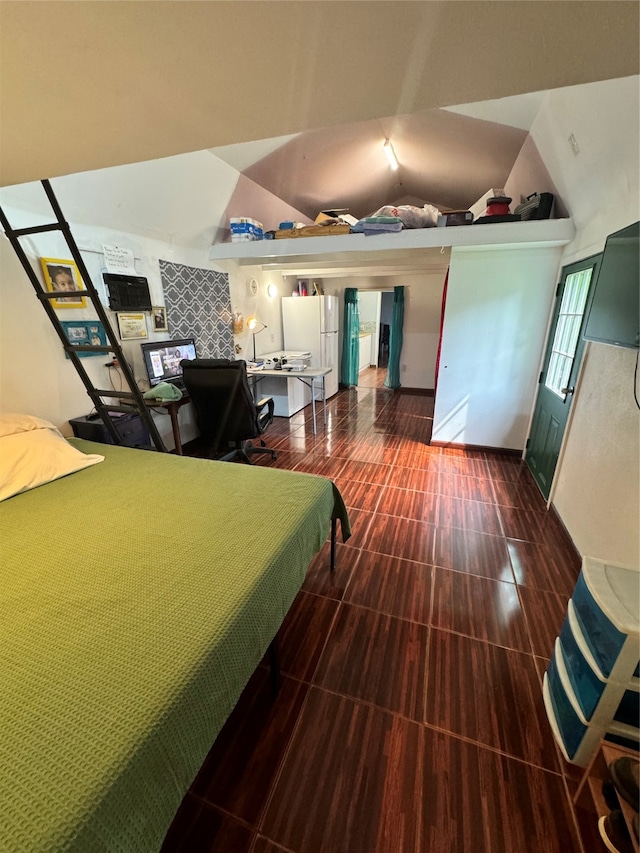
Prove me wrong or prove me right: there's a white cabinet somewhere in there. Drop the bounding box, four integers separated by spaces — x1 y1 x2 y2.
358 334 371 372
254 374 311 417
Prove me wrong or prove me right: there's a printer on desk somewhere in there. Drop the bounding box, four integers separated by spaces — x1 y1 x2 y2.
260 350 311 370
250 351 313 417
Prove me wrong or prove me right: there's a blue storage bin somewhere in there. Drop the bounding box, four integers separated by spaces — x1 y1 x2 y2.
559 612 605 720
546 652 588 760
572 572 626 678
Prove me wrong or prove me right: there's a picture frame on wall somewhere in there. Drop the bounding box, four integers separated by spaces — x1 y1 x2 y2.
60 321 107 358
116 312 148 340
152 306 168 332
40 257 86 309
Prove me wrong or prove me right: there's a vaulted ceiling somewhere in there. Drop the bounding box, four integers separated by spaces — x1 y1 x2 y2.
212 98 542 220
0 1 637 192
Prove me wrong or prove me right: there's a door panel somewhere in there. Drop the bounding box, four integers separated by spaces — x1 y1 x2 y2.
526 254 601 498
528 407 561 493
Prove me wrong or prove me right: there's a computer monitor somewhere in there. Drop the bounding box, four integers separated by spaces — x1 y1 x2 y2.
140 338 197 386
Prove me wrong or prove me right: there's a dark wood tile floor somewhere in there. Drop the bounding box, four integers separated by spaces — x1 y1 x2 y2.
164 385 595 853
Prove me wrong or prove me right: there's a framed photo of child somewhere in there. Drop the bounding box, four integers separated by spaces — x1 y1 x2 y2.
152 306 168 332
40 257 86 309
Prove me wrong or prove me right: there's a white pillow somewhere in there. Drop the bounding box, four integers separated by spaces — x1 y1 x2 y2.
0 412 60 438
0 415 104 501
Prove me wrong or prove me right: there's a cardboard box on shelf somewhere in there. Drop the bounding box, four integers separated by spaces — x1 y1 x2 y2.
275 223 351 239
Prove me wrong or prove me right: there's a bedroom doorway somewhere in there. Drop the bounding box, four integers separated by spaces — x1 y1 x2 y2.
355 289 401 388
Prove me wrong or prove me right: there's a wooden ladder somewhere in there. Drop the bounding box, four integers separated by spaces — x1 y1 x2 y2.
0 179 167 451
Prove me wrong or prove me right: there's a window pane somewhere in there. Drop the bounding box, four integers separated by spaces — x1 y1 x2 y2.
545 266 594 397
564 315 582 354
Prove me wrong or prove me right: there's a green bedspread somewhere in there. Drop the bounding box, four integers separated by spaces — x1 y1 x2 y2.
0 441 349 852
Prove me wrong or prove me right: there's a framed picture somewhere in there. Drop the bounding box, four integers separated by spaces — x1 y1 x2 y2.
40 257 86 309
151 306 168 332
117 312 148 340
60 321 107 358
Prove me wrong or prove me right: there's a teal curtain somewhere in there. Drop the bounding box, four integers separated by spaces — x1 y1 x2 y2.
340 288 360 387
384 286 405 389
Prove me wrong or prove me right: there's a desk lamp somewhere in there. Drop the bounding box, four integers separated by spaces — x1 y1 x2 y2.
246 316 267 362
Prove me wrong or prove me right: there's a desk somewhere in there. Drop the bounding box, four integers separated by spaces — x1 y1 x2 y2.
145 394 192 455
247 367 331 434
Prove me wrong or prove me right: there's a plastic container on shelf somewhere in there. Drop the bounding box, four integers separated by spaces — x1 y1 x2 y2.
230 217 263 242
571 559 639 681
559 604 607 719
545 638 607 764
544 558 639 767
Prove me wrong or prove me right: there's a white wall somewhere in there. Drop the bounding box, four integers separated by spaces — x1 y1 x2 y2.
432 245 562 449
0 154 269 450
528 75 640 565
552 343 639 565
532 76 639 262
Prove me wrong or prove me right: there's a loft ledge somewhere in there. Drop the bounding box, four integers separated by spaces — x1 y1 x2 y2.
209 218 575 263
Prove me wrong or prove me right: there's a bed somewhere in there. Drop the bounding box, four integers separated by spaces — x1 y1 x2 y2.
0 415 350 852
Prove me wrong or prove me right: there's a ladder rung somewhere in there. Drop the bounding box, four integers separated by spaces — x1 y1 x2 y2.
39 289 87 300
97 405 142 415
92 389 136 398
65 344 114 353
12 222 63 237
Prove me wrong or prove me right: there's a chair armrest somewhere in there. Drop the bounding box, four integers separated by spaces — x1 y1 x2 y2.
256 396 275 426
257 396 274 414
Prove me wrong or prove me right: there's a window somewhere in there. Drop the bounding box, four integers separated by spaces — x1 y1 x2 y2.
545 268 593 398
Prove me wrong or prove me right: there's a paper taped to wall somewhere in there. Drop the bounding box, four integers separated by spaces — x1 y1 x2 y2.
102 244 137 276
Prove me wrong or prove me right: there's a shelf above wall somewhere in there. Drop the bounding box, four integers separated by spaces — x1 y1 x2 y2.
209 219 576 276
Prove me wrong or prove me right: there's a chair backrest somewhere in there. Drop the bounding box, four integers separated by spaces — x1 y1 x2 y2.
181 358 263 451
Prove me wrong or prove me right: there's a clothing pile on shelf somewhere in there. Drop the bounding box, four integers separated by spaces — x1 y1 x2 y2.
352 215 403 235
352 203 440 235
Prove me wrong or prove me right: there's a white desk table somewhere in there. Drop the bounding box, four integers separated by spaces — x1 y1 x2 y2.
247 367 331 434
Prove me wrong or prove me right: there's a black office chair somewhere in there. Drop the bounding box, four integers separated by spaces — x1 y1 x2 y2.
181 358 276 464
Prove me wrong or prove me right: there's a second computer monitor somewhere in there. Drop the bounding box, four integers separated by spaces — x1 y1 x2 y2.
140 338 197 386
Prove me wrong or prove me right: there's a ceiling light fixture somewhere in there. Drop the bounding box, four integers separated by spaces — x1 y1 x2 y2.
383 139 399 170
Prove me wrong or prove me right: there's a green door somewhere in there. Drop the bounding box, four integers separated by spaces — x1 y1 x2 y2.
526 254 601 498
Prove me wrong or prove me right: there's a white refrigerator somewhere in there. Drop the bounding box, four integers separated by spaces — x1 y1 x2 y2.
282 295 339 398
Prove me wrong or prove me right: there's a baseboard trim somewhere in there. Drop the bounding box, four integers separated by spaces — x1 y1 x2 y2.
396 387 435 397
430 439 522 457
548 502 582 563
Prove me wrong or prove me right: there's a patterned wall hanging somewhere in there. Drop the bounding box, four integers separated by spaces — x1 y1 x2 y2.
159 260 233 359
